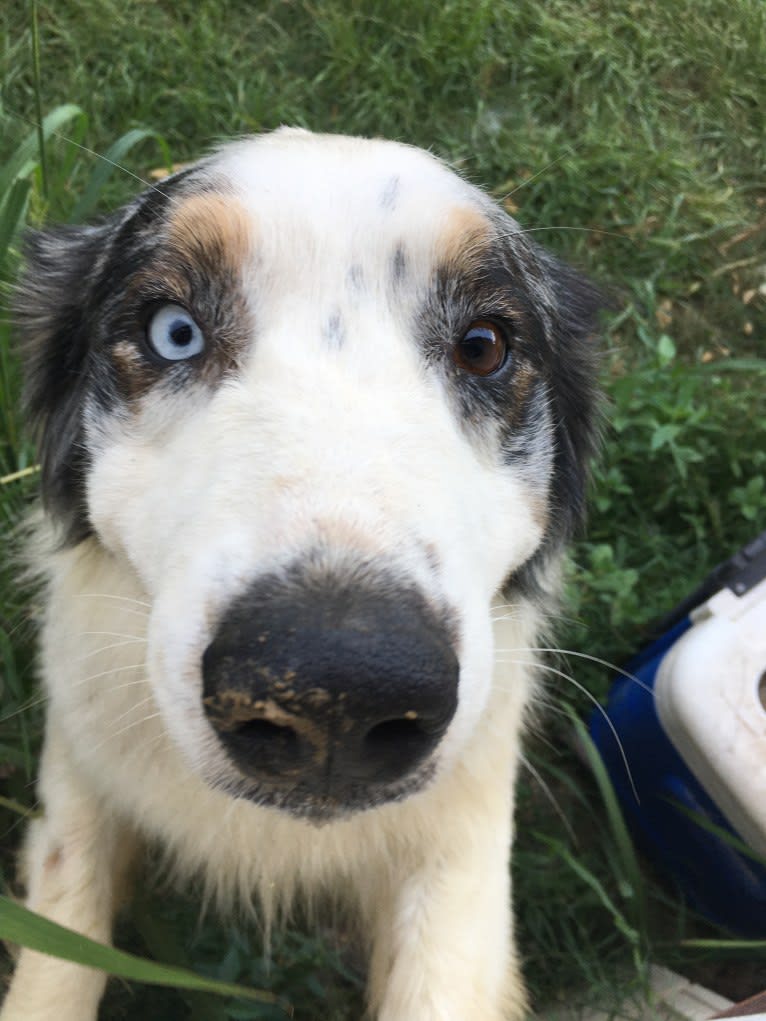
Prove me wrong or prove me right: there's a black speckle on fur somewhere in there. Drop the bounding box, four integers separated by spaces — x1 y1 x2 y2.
391 244 408 286
347 263 365 294
322 310 346 350
379 175 400 211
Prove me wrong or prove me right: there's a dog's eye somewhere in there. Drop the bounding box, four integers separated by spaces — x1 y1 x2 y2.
147 305 205 361
453 320 508 376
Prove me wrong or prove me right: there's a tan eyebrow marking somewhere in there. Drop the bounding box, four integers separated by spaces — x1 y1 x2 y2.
114 191 256 401
435 205 493 269
167 192 254 270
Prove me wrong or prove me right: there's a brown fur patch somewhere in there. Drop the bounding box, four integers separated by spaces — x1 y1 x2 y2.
167 192 253 271
111 340 158 399
436 206 493 270
43 846 63 872
114 190 256 397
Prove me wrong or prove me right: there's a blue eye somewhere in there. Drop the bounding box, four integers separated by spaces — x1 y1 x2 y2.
147 304 205 361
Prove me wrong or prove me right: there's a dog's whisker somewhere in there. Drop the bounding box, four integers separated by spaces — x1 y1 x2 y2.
76 638 148 662
0 801 42 842
76 592 153 604
497 143 585 202
489 609 521 623
497 657 640 804
90 709 163 758
495 646 653 696
105 725 169 762
491 606 570 629
107 691 155 730
83 677 147 698
105 677 152 695
3 107 168 197
80 630 148 641
525 691 571 718
519 752 578 843
75 592 152 609
71 662 148 687
0 693 48 725
498 225 631 244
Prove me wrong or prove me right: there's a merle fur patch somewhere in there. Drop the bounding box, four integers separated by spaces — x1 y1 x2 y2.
415 217 602 594
13 169 253 546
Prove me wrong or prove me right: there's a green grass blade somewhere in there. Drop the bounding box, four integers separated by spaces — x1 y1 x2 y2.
0 897 292 1014
0 177 32 272
568 707 649 941
0 105 85 196
681 938 766 951
130 892 229 1021
31 0 48 197
0 795 39 819
538 835 640 947
665 798 766 867
69 127 160 221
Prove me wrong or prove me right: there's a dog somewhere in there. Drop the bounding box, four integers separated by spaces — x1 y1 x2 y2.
2 128 601 1021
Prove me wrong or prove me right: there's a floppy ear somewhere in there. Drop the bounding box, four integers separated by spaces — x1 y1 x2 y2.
505 241 607 601
535 245 605 538
13 222 114 546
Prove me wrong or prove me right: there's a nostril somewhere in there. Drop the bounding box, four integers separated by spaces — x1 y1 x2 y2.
232 718 299 750
223 717 309 778
357 714 439 783
364 717 427 749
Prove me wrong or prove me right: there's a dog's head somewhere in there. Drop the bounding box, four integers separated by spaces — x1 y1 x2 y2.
16 129 601 819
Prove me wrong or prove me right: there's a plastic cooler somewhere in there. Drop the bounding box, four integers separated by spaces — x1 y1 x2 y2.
589 530 766 936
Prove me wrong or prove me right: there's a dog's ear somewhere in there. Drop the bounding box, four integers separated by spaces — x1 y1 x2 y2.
13 221 115 545
535 246 604 535
502 243 606 601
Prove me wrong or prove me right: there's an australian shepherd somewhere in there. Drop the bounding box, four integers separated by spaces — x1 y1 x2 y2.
2 129 600 1020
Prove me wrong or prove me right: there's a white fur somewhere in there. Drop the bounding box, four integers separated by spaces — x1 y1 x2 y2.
2 130 562 1020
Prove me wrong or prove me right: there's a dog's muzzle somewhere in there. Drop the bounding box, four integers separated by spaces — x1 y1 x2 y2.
201 559 459 818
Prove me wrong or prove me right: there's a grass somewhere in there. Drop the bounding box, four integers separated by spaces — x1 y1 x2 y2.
1 0 765 1017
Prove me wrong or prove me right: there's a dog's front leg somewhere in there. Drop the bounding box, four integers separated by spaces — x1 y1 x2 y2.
1 727 136 1021
368 778 527 1021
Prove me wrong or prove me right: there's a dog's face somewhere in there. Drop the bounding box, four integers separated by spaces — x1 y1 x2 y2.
17 129 600 820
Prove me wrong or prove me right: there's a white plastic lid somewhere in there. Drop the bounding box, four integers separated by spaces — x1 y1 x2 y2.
655 576 766 858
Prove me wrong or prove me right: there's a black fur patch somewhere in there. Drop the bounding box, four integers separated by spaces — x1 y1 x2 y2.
532 248 603 540
13 171 205 546
16 221 121 545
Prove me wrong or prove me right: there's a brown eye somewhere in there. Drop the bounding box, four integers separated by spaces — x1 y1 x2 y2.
453 319 508 376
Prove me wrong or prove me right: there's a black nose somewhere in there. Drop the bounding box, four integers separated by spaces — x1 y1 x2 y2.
201 561 459 813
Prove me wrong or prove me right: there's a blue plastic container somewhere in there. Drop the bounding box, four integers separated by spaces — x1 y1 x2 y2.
589 531 766 937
